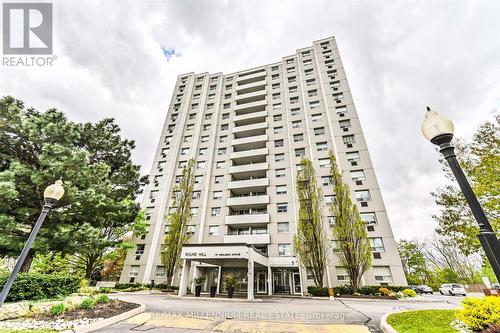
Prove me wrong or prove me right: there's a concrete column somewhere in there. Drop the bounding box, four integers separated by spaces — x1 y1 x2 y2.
192 263 202 293
216 266 222 294
267 265 272 295
326 265 334 300
178 259 191 296
247 251 254 300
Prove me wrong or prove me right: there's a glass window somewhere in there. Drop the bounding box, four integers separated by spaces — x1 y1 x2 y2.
213 191 223 200
278 244 292 256
214 175 224 184
181 147 189 155
311 113 322 121
339 119 351 128
290 108 300 116
360 213 377 225
350 170 366 181
314 127 325 136
277 222 289 233
275 168 286 178
277 203 288 213
209 225 219 236
199 148 207 155
295 148 305 157
129 265 139 277
155 265 166 277
319 158 330 168
274 114 282 122
370 238 385 252
292 120 301 128
197 161 205 169
187 225 196 234
218 148 226 155
275 153 285 162
276 185 287 194
355 190 371 202
343 135 355 144
275 139 284 148
321 176 332 186
346 151 360 162
190 207 198 216
194 175 203 184
306 79 315 86
308 89 317 97
294 134 304 142
192 191 201 199
211 207 221 216
316 142 328 151
201 135 209 143
274 126 284 134
216 161 225 169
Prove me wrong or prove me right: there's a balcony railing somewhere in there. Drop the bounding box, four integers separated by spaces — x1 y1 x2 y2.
226 194 270 207
225 213 270 225
228 177 269 190
223 233 271 245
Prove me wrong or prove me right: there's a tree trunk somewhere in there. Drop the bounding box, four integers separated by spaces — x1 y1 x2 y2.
19 249 35 273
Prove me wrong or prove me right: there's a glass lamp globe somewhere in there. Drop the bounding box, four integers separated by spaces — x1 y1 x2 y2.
421 107 454 143
44 180 65 201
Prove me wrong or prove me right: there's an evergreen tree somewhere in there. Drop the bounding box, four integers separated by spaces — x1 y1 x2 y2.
329 151 371 289
161 159 195 284
293 158 328 287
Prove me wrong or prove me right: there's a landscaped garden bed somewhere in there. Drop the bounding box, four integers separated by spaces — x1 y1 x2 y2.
307 285 416 300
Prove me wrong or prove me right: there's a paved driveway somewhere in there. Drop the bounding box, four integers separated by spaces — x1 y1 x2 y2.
94 292 465 333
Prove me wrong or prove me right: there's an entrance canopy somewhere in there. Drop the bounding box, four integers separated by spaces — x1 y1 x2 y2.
181 243 268 266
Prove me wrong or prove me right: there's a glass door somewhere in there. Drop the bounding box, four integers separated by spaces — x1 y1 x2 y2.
292 272 301 294
256 272 267 293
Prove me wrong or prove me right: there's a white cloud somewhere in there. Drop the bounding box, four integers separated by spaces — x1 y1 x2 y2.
1 0 498 241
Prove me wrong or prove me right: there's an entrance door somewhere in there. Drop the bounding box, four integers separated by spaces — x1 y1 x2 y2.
292 272 301 294
256 272 266 293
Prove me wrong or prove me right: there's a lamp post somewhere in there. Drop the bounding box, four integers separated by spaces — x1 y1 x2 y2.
421 107 500 281
0 180 65 308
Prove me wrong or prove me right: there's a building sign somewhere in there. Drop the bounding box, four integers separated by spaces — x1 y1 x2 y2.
181 246 249 259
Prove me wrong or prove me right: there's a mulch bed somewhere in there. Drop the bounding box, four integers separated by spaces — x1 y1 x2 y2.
34 299 140 321
337 294 397 300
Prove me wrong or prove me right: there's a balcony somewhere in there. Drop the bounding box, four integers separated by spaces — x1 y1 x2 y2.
233 122 268 135
229 162 268 175
234 99 267 114
234 110 267 124
226 194 270 207
224 233 271 245
231 134 268 147
235 90 267 104
228 177 269 190
230 148 268 164
237 70 267 85
225 213 270 225
236 80 267 95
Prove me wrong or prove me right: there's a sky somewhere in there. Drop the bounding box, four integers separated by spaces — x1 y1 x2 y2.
1 0 498 241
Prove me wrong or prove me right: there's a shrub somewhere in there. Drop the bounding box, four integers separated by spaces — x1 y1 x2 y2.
96 294 110 304
457 297 500 332
114 283 142 290
98 287 112 294
402 289 417 298
50 303 66 316
335 285 355 295
307 286 329 296
358 286 380 296
0 273 80 302
379 287 391 296
79 297 95 309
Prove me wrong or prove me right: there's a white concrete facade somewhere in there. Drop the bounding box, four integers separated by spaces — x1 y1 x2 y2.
119 37 407 296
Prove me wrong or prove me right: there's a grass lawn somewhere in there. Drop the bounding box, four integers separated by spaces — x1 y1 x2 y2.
386 309 459 333
0 330 57 333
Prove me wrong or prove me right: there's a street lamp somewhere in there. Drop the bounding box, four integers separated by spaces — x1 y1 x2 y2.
421 107 500 282
0 180 65 308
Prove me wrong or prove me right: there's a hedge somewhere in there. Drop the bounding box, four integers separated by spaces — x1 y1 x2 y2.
307 285 410 296
0 273 80 302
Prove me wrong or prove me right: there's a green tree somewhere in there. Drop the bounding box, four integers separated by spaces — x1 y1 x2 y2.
329 151 371 289
0 96 146 273
397 240 429 284
432 115 499 255
293 158 328 287
160 159 195 284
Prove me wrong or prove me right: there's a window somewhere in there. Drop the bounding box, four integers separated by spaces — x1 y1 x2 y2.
165 136 173 144
292 120 302 128
319 158 330 168
214 175 223 184
160 148 169 158
192 191 201 199
190 207 198 216
213 191 222 200
272 83 280 89
350 170 366 181
290 97 299 104
186 123 194 131
308 89 317 97
286 67 295 74
221 123 229 131
178 161 186 169
274 126 283 134
316 142 328 151
370 238 385 252
355 190 371 202
181 147 189 155
314 127 325 136
211 207 221 216
346 151 360 163
275 139 284 148
278 244 291 256
155 266 165 277
199 148 207 156
289 86 298 93
343 135 355 145
321 176 332 186
224 103 230 109
336 105 347 114
288 76 296 84
296 164 302 171
205 113 213 120
135 244 145 255
218 148 227 155
272 74 279 80
271 65 279 71
327 216 336 226
276 185 287 194
201 135 209 143
295 148 305 157
203 124 211 131
275 153 285 162
293 134 304 142
277 222 289 233
360 213 377 225
129 265 139 277
339 119 351 129
331 240 339 252
225 93 231 99
311 113 322 122
225 84 232 90
273 103 281 110
306 78 315 86
272 93 280 100
286 58 294 64
303 59 312 66
222 113 230 119
274 114 282 122
194 175 203 184
197 161 205 169
191 103 199 109
216 161 225 169
336 267 349 281
145 207 154 220
373 266 393 282
187 225 196 234
304 68 313 76
209 225 219 236
290 108 300 116
276 168 286 178
277 203 288 213
219 135 228 143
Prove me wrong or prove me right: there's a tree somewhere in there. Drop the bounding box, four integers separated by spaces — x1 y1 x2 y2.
0 96 147 273
100 243 131 281
160 159 195 284
432 115 499 255
293 158 328 287
329 151 371 289
397 239 430 284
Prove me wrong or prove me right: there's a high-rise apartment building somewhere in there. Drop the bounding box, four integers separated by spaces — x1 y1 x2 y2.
120 37 407 298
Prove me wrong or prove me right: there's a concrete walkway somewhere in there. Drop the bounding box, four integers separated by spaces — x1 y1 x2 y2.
93 292 464 333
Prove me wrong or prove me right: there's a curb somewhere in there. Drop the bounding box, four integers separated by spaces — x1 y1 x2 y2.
380 310 405 333
176 296 263 302
67 303 145 333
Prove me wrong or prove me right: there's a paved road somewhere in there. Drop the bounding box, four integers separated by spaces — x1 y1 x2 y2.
94 292 466 333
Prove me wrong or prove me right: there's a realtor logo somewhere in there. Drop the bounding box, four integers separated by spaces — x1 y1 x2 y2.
2 2 53 54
